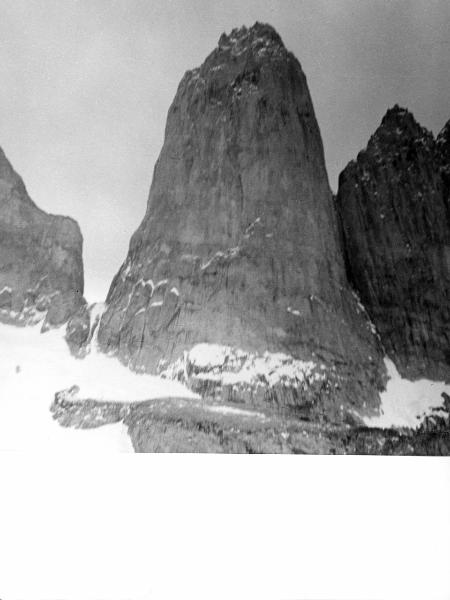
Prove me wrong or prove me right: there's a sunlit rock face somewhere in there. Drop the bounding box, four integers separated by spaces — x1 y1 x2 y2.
0 146 84 329
336 107 450 380
98 22 383 418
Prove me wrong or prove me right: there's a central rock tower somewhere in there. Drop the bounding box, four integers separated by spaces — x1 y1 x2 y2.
97 23 382 417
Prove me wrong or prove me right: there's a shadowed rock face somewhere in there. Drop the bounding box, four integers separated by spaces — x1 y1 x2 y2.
437 119 450 200
97 23 383 416
0 146 84 329
336 107 450 380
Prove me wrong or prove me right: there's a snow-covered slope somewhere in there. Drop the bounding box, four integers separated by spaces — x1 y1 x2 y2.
1 319 448 452
0 322 197 452
364 358 450 428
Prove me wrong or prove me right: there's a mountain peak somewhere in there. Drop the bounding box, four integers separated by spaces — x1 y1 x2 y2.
364 105 434 157
181 22 296 107
0 145 25 192
218 22 284 51
379 105 422 133
382 103 411 120
197 22 288 75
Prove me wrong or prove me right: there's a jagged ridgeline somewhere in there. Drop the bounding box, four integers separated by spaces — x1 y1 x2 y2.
95 23 384 417
336 107 450 381
0 147 84 329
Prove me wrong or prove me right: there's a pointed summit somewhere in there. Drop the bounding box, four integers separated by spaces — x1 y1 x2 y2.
381 104 412 123
186 22 298 114
0 145 28 198
366 105 434 155
217 22 285 52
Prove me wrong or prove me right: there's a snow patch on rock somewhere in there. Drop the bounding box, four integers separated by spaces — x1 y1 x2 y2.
161 343 325 388
205 405 266 419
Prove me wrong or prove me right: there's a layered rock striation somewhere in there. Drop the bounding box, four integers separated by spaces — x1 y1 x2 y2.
96 23 383 418
336 107 450 380
0 146 84 329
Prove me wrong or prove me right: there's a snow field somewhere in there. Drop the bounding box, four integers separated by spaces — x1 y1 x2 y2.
0 322 196 451
364 358 450 428
1 324 449 452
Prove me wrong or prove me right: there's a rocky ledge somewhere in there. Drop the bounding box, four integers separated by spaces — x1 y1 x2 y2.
50 386 450 455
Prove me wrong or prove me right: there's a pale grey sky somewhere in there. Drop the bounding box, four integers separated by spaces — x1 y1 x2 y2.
1 0 449 301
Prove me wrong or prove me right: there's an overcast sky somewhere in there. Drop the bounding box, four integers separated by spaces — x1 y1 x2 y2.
1 0 449 301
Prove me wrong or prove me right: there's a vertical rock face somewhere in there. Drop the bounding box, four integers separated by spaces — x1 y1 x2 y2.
336 107 450 380
98 23 383 416
0 146 84 329
437 119 450 199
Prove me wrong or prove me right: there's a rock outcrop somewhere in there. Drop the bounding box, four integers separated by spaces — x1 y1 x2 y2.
336 107 450 380
0 146 84 329
97 23 384 420
65 301 106 357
